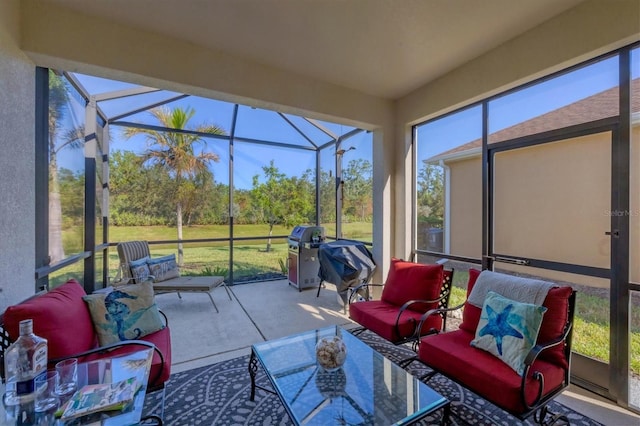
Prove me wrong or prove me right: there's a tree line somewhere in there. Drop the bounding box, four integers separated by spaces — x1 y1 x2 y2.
57 151 374 228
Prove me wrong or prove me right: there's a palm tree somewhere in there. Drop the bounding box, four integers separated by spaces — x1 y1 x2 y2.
123 106 226 265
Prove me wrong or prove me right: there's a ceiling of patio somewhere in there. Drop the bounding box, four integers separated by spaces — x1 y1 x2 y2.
40 0 585 99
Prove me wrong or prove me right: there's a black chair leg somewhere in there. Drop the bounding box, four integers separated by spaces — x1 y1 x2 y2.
398 355 417 369
533 405 569 426
349 326 366 336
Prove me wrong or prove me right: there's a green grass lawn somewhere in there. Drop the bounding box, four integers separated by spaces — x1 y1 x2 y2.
107 222 373 246
56 223 374 286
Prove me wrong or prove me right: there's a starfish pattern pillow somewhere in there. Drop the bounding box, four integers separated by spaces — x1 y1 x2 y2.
471 291 547 375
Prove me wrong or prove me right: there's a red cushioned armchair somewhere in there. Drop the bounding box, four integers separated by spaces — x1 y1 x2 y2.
348 258 454 348
409 269 576 425
0 280 171 415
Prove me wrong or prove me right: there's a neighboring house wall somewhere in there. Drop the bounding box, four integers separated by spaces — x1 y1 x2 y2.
0 0 36 310
493 133 610 287
448 157 482 258
445 129 640 288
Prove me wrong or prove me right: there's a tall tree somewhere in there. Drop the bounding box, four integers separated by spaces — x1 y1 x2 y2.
251 161 312 251
317 168 336 223
48 71 84 263
417 162 444 227
342 159 373 221
109 150 175 226
122 106 226 265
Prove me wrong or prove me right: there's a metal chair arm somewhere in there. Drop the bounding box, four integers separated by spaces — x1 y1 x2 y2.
414 300 464 339
394 297 445 343
520 318 573 411
48 339 156 364
347 283 384 304
159 310 169 327
523 319 573 369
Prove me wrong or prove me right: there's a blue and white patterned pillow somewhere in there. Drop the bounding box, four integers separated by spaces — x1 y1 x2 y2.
82 281 165 345
129 256 151 283
471 291 547 375
147 254 180 282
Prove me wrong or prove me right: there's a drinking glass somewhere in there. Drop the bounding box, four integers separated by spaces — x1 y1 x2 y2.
55 358 78 403
1 381 19 425
34 371 60 425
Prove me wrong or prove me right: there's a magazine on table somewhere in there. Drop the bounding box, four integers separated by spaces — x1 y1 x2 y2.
59 376 141 420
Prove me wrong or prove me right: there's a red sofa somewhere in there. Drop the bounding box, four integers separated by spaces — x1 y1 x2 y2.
413 269 576 424
0 279 171 392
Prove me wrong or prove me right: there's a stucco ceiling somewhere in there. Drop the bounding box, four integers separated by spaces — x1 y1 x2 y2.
39 0 585 100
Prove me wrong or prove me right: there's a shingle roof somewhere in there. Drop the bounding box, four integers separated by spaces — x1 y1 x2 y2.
426 78 640 162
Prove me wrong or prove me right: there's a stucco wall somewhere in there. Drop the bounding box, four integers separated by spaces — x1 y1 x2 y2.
448 157 482 258
0 0 36 310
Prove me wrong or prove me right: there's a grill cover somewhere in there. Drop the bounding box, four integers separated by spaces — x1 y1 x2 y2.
318 240 376 303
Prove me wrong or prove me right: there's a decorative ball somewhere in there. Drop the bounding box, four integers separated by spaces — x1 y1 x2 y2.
315 336 347 371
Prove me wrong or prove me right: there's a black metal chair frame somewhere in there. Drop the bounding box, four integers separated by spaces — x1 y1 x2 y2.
406 290 577 426
348 268 454 350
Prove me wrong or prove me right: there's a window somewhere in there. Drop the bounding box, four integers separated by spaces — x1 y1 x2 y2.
414 105 482 259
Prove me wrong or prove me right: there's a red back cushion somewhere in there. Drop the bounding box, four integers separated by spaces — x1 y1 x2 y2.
4 280 97 360
458 270 572 368
381 259 443 312
537 286 573 367
459 268 482 333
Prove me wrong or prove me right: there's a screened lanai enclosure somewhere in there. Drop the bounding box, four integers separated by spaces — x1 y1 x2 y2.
39 70 373 290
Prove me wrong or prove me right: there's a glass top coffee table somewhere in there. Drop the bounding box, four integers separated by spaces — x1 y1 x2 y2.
56 348 153 425
248 326 449 425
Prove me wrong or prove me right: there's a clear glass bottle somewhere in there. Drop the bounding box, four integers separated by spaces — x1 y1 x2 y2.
3 319 48 425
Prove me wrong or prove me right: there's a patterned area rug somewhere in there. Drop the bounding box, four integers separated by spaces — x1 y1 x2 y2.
142 330 602 425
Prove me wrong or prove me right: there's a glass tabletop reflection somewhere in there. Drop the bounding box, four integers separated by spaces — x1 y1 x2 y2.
251 326 448 425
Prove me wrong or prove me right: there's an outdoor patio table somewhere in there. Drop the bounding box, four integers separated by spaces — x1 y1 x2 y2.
248 325 450 425
55 348 154 425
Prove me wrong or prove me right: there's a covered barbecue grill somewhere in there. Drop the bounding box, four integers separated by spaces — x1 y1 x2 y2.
317 240 376 305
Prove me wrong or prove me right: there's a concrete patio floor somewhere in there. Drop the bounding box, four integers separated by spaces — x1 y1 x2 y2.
153 279 639 426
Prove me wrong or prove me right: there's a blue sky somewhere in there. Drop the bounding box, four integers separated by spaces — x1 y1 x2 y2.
57 73 372 189
416 54 632 162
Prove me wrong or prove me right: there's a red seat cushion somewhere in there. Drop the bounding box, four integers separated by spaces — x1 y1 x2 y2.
4 280 97 360
419 329 566 415
381 259 444 312
349 300 442 342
